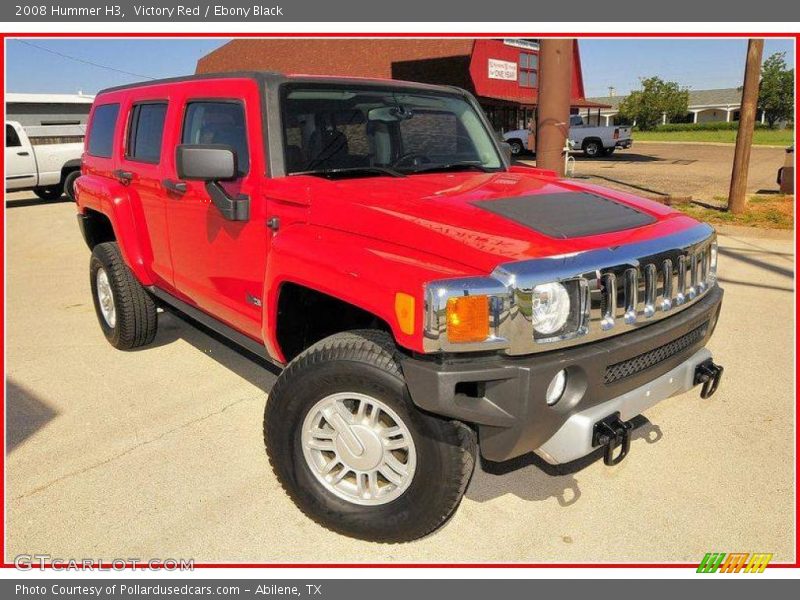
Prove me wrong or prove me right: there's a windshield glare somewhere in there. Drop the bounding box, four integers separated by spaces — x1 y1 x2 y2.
280 85 504 176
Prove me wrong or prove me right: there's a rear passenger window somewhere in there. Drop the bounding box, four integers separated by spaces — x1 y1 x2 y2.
87 103 120 158
127 102 167 163
6 124 21 147
182 102 249 175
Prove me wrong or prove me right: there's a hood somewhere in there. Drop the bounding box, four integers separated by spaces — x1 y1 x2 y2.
302 166 701 274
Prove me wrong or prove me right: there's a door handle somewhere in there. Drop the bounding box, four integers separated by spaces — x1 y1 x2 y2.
113 169 133 185
162 179 187 195
16 151 29 156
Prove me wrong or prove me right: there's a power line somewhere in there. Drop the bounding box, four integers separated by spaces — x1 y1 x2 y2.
14 40 156 81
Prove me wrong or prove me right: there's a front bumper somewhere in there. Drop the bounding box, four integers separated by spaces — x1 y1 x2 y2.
402 285 723 463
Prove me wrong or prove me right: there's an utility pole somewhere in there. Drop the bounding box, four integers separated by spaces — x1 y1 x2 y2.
728 39 764 215
536 39 573 175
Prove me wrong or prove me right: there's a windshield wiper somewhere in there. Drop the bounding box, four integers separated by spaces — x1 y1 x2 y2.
407 161 493 174
291 166 406 179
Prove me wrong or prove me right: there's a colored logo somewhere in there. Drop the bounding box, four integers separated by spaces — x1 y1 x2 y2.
697 552 773 573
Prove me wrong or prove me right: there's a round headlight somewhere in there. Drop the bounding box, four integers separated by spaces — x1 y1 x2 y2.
531 282 571 335
546 369 568 405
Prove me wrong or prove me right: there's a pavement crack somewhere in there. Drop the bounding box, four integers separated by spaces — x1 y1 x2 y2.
11 395 261 502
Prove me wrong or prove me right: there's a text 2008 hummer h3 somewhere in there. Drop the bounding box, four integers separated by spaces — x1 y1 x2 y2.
75 72 724 542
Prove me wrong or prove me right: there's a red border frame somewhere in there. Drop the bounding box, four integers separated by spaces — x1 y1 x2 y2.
1 30 798 571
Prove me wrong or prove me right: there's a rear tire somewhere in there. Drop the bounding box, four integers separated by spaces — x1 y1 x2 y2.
603 147 616 157
583 140 602 158
64 171 80 201
264 330 476 542
90 242 158 350
33 186 62 201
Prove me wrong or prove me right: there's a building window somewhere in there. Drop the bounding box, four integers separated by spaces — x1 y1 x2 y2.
519 52 538 88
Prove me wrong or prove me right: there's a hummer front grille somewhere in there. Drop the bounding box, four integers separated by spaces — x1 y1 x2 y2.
423 223 718 355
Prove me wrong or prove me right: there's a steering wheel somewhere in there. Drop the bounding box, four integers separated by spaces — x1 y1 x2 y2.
392 153 432 168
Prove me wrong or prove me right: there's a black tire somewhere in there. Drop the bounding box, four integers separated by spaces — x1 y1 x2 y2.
583 140 602 158
508 139 524 156
264 330 476 543
90 242 158 350
64 171 81 201
33 185 62 200
602 147 616 157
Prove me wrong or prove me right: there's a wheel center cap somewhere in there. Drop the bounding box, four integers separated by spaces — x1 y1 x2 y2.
335 425 383 471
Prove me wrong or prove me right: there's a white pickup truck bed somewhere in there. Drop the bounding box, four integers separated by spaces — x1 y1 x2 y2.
503 115 633 158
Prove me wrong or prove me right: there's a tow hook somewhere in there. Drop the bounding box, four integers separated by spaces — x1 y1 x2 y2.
694 359 724 399
592 413 633 466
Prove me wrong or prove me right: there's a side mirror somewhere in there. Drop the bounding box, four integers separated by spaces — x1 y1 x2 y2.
499 141 513 164
175 144 249 222
176 144 237 181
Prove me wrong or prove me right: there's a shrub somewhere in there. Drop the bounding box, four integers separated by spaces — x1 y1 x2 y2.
633 121 769 132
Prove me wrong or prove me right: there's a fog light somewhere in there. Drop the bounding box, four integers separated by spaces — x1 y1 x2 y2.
546 370 567 406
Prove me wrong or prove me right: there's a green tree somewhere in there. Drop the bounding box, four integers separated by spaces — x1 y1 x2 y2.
759 52 794 128
618 77 689 131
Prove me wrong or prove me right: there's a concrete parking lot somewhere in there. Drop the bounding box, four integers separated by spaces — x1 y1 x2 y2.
4 189 795 564
522 142 788 202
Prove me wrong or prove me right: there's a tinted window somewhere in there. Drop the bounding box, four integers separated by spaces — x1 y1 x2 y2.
280 86 502 175
127 103 167 162
87 103 120 158
182 102 249 175
6 124 21 147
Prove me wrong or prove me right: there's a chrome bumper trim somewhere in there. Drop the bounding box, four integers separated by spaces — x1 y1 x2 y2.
535 348 712 464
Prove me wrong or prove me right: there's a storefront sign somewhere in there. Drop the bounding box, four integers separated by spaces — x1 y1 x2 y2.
488 59 517 81
504 39 541 51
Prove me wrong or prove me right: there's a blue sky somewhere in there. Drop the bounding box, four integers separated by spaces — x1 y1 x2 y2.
5 38 795 96
579 39 795 97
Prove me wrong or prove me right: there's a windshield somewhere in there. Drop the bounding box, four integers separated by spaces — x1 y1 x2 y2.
280 84 504 177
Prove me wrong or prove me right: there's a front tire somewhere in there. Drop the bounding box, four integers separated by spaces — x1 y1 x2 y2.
33 185 62 200
264 330 476 542
508 139 524 156
90 242 158 350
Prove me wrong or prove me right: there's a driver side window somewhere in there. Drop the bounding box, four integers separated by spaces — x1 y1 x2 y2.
182 101 249 176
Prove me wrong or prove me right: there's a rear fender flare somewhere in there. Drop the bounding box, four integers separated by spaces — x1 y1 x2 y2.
76 174 156 286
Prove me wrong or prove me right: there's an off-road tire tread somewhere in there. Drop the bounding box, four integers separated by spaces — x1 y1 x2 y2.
91 242 157 349
264 329 476 543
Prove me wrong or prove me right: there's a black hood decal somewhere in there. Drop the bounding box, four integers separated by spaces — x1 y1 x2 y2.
474 192 657 239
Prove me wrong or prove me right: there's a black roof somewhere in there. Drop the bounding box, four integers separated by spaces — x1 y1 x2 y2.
97 71 465 96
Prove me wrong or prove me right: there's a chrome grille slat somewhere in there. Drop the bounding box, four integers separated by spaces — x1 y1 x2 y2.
623 268 638 324
643 263 657 318
600 272 616 330
676 255 687 306
660 259 673 311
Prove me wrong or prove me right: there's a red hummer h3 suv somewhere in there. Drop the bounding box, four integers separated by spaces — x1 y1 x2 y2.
75 72 723 542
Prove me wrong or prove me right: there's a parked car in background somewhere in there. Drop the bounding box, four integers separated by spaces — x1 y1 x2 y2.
5 120 83 200
75 72 723 543
503 115 633 158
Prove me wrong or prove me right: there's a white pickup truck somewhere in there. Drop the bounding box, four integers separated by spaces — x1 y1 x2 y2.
503 115 633 158
5 120 84 200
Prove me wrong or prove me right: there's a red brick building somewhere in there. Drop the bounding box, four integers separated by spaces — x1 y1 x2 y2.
196 39 608 132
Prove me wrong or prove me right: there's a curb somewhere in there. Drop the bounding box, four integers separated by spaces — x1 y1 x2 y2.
633 140 789 149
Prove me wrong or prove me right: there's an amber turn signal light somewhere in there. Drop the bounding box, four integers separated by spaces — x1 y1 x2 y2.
395 292 416 335
446 295 490 343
